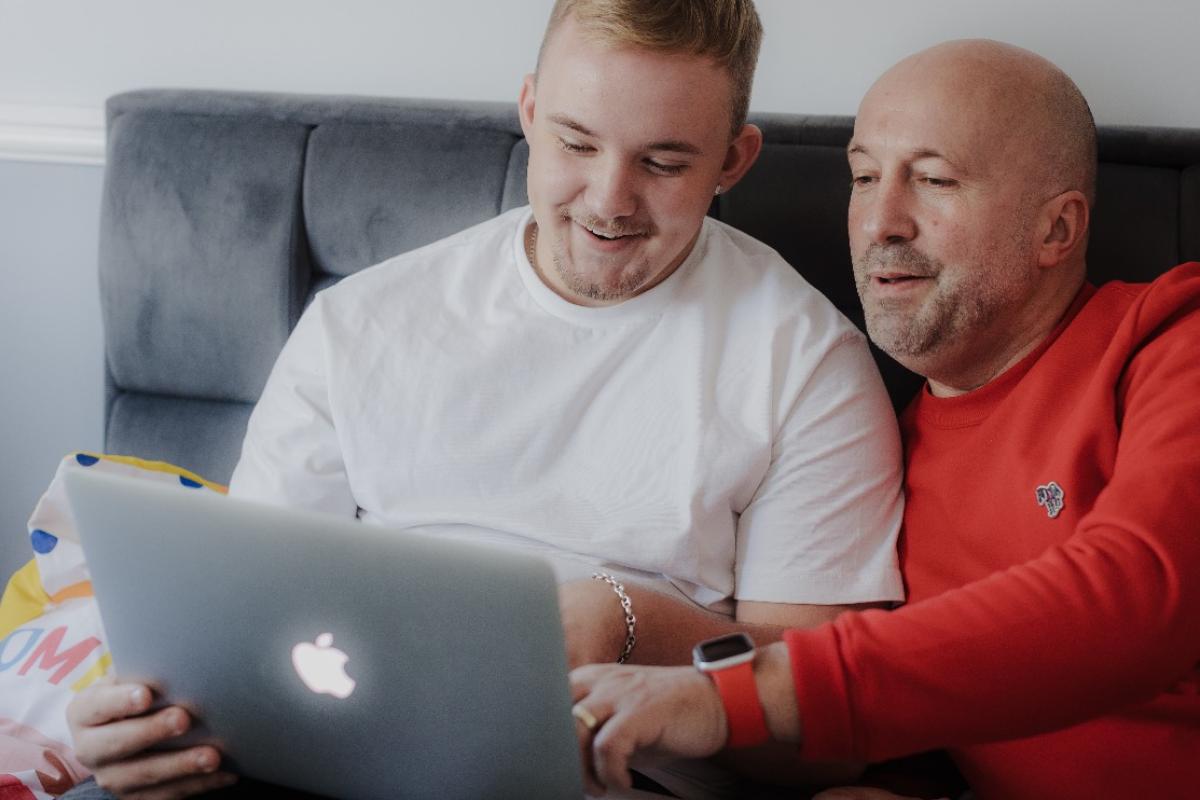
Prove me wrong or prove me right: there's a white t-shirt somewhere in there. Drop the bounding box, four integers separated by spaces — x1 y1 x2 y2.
229 207 904 612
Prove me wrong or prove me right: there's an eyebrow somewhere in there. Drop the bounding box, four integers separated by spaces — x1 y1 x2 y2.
548 113 703 156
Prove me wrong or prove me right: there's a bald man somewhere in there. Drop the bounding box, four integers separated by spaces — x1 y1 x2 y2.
567 40 1200 800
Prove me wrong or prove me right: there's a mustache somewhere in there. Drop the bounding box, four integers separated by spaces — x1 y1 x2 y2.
558 206 652 237
856 243 940 277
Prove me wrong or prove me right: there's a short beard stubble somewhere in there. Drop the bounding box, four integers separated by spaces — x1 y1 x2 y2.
550 207 653 303
853 241 1034 361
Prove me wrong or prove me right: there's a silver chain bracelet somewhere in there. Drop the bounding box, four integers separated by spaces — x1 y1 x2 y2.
591 572 637 664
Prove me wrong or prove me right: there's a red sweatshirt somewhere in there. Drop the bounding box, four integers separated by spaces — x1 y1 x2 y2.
785 263 1200 799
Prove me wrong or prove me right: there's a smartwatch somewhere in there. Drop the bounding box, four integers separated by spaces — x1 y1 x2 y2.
692 632 770 748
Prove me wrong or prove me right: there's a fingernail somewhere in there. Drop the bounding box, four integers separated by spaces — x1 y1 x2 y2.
195 750 218 772
130 687 148 707
171 710 188 735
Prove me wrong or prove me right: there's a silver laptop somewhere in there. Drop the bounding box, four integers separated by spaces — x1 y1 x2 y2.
65 468 584 800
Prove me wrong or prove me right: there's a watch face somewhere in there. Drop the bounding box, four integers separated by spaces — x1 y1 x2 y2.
696 633 754 664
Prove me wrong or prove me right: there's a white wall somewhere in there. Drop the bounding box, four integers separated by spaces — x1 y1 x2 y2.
0 0 1197 569
2 0 1199 128
0 160 103 579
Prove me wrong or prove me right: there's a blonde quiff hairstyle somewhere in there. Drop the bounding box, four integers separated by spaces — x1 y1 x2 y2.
536 0 763 136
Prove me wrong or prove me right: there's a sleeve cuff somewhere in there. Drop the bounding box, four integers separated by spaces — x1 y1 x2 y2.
784 625 859 761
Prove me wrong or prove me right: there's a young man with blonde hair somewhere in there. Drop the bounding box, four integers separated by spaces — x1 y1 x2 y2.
61 2 904 797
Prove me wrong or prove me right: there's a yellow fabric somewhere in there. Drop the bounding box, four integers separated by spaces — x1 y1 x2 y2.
74 451 228 494
0 453 227 640
0 451 229 797
0 559 50 640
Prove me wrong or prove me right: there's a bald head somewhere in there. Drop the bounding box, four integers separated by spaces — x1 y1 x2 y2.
848 40 1097 394
867 39 1097 206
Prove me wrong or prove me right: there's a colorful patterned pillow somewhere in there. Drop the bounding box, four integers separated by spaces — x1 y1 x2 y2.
0 453 224 798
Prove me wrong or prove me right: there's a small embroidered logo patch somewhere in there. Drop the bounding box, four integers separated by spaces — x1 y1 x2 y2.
1035 482 1065 519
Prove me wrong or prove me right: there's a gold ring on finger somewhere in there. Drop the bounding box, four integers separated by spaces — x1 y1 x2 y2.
572 703 599 731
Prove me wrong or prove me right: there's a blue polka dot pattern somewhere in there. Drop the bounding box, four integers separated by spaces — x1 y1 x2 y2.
31 529 59 554
75 453 99 467
180 476 202 489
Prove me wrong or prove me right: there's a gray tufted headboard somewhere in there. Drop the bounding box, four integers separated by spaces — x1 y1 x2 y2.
99 89 1200 485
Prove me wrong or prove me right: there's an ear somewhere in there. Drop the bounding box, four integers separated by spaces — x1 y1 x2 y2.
1036 189 1090 268
715 124 764 193
518 74 537 139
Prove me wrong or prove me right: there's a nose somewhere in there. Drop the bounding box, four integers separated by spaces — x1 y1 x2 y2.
855 176 916 245
585 156 639 221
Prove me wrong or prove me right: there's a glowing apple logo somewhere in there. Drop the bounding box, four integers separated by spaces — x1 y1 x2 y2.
291 633 356 699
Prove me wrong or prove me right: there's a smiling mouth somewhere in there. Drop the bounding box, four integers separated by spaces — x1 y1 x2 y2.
573 217 647 243
585 227 642 243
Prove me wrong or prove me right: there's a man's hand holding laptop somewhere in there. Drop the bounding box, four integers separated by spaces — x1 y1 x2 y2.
69 677 237 798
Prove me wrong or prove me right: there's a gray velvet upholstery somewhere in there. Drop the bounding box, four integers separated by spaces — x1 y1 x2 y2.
303 122 520 276
102 112 310 403
99 89 1200 485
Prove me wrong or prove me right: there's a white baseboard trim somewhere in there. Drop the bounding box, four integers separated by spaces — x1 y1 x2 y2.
0 104 105 166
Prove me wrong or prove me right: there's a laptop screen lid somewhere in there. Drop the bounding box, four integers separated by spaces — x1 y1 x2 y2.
65 468 583 800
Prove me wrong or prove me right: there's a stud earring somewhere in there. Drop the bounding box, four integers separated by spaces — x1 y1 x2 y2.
714 184 723 196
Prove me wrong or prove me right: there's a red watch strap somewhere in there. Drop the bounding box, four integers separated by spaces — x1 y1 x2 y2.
709 660 770 748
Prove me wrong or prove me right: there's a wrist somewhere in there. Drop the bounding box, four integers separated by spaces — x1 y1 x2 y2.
755 641 802 743
591 572 637 663
693 633 770 748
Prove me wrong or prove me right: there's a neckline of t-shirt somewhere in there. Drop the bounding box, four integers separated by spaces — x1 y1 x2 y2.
908 282 1098 428
511 207 701 326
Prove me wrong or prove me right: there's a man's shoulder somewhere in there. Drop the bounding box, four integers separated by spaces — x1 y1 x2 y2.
700 217 806 282
1111 262 1200 367
1089 261 1200 335
320 208 524 305
696 218 863 340
1007 262 1200 418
